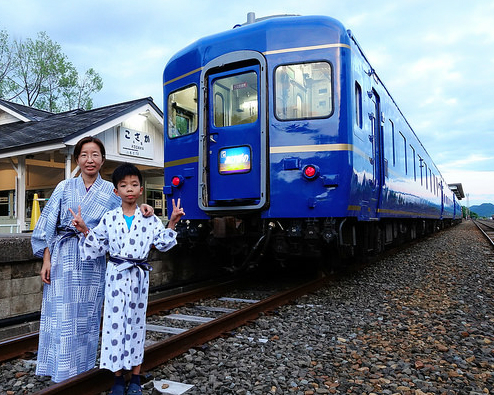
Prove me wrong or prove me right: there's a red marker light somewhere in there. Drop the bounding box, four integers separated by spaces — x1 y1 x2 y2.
302 165 319 180
304 166 316 178
171 176 183 187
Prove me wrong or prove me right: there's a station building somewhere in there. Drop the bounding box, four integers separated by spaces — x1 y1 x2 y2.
0 97 166 233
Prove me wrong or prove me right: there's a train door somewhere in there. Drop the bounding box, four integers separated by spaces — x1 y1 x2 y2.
198 51 268 212
369 89 384 218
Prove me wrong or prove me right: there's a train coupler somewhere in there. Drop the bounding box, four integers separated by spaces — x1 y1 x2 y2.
212 216 244 238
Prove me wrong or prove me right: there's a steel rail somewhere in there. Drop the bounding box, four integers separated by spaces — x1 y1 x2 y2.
0 331 38 361
142 275 328 370
0 280 237 363
472 219 494 248
32 275 328 395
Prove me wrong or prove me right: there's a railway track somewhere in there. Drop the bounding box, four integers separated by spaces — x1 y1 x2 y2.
2 273 328 395
0 278 237 363
472 219 494 247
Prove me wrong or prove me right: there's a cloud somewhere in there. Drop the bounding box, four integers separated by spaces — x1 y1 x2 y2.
442 170 494 206
442 154 494 171
1 0 494 206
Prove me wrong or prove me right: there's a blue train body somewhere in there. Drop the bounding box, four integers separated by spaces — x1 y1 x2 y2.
163 14 462 265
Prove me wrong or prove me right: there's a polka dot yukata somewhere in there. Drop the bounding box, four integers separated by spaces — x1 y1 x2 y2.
81 206 177 372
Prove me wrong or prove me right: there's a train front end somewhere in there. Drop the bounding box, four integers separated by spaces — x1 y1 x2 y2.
163 15 354 266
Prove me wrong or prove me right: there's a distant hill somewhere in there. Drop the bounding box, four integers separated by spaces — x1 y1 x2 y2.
469 203 494 218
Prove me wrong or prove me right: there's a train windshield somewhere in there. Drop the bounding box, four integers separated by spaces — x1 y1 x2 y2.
213 71 258 127
275 61 332 120
167 85 198 138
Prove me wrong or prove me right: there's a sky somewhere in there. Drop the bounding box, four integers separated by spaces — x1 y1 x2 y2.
1 0 493 207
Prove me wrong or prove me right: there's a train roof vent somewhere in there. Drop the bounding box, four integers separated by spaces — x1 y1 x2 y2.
234 12 300 28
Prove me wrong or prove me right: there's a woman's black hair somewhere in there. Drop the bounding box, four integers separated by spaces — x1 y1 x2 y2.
74 136 106 160
112 162 143 188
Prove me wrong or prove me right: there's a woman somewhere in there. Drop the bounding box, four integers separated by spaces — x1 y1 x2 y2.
31 136 154 383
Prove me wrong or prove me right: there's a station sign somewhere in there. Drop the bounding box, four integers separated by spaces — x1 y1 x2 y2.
119 127 153 159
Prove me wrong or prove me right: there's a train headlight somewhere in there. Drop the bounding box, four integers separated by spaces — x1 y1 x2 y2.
302 165 319 180
171 175 184 187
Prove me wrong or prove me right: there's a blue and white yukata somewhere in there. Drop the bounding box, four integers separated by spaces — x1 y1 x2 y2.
31 175 120 383
81 206 177 372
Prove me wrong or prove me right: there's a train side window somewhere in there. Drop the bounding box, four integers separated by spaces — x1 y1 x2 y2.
418 156 423 185
395 132 406 174
424 163 428 189
389 120 395 166
384 119 393 165
213 71 258 126
275 61 332 120
403 135 408 174
409 145 416 181
168 85 198 138
355 81 362 128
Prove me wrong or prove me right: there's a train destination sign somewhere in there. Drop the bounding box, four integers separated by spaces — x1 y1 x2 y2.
219 146 251 174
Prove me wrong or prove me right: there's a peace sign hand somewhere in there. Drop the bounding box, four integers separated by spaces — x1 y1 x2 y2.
69 205 88 234
168 198 185 230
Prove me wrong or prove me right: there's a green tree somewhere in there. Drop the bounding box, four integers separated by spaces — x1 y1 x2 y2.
0 30 102 112
62 67 103 110
0 30 14 98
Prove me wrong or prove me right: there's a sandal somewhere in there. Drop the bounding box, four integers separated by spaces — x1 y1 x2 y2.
126 382 142 395
109 383 125 395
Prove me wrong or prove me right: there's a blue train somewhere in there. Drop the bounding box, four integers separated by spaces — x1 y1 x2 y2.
163 13 462 267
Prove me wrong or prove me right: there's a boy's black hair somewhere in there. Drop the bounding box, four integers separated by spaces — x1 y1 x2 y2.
112 163 143 187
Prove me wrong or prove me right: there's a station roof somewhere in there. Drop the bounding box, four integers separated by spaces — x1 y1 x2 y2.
0 97 163 158
0 100 52 121
448 183 465 200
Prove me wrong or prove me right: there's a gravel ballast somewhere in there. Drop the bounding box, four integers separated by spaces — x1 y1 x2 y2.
1 220 493 394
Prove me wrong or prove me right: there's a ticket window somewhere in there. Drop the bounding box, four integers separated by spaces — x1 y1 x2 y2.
0 191 12 217
146 188 165 217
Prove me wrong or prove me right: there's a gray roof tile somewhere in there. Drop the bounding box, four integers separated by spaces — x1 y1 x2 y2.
0 99 53 121
0 97 162 153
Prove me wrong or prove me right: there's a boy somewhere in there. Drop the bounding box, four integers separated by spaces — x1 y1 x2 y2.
70 163 184 395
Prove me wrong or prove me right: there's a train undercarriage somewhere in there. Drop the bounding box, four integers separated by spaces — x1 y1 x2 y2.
174 215 461 271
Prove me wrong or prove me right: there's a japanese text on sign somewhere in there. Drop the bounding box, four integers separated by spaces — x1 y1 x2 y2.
119 127 153 159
